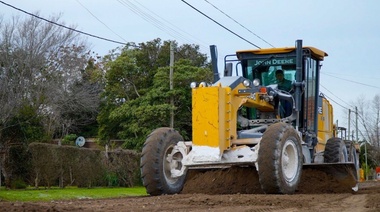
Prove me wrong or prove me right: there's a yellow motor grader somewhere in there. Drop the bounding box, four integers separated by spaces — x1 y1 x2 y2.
140 40 359 195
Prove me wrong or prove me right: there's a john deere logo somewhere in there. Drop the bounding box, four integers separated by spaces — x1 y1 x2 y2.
253 57 296 66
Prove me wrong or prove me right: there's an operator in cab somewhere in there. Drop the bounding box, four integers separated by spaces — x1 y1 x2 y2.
275 69 292 92
275 69 292 117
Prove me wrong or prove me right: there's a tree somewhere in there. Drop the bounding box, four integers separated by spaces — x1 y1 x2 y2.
0 14 97 188
97 39 212 150
41 45 103 139
111 59 212 150
359 142 378 179
352 94 380 168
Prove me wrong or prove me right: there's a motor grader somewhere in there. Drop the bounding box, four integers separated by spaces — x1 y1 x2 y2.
140 40 359 195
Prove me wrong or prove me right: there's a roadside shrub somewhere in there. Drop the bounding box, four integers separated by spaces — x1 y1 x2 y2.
103 149 141 187
28 143 140 188
6 145 31 188
105 172 119 187
11 178 27 189
122 138 144 152
62 134 78 146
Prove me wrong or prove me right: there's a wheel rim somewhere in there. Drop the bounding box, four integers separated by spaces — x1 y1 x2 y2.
163 145 184 184
281 140 299 182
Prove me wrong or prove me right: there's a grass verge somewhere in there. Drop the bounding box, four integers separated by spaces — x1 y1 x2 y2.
0 187 147 202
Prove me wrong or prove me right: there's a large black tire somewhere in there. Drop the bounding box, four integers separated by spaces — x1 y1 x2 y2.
257 122 303 194
140 127 187 196
324 137 348 163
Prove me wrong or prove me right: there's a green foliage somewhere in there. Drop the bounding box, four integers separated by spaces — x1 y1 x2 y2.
10 178 27 189
96 49 141 145
359 143 376 168
97 39 212 151
78 123 99 138
3 105 45 143
62 134 77 146
121 138 145 151
6 145 31 188
105 172 119 187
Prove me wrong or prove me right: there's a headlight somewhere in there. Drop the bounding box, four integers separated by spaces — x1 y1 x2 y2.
190 82 197 88
243 79 251 87
253 78 261 87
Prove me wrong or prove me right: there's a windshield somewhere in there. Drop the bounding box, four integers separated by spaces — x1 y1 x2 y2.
244 58 296 86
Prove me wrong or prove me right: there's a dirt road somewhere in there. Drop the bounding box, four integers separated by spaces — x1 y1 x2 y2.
0 180 379 212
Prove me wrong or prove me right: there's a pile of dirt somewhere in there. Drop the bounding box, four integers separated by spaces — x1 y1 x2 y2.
182 167 263 194
297 169 354 193
182 166 355 194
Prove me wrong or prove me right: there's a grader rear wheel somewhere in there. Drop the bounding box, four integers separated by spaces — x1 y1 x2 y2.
345 140 360 181
321 138 358 191
324 138 348 163
345 141 359 166
257 122 303 194
140 128 187 196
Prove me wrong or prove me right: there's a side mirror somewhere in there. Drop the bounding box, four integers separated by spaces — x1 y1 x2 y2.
224 63 233 76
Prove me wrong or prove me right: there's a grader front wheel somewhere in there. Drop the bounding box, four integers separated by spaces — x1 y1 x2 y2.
257 122 303 194
140 128 187 196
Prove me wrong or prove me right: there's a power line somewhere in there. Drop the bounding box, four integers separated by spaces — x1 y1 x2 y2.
132 0 210 50
203 0 274 48
118 0 209 52
180 0 261 49
320 83 353 109
321 92 351 111
322 72 380 89
0 0 127 45
75 0 127 43
323 71 380 80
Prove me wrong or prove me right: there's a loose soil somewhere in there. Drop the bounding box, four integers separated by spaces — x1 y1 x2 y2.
1 168 380 212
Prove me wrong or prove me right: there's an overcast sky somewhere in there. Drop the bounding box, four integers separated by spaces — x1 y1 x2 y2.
2 0 380 131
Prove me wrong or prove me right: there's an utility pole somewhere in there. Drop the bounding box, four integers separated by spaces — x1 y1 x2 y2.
169 42 174 128
355 107 358 143
348 109 351 141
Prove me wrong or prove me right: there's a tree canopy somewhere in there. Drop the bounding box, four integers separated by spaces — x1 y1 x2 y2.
0 14 101 188
98 39 213 150
352 95 380 168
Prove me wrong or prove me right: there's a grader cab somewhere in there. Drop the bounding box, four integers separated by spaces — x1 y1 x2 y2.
140 40 359 195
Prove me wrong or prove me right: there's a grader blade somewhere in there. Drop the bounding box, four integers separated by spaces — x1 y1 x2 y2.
303 163 358 189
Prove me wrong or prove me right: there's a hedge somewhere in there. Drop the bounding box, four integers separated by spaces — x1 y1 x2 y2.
27 143 141 188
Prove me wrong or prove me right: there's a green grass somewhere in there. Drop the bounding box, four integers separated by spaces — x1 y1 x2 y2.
0 186 147 202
